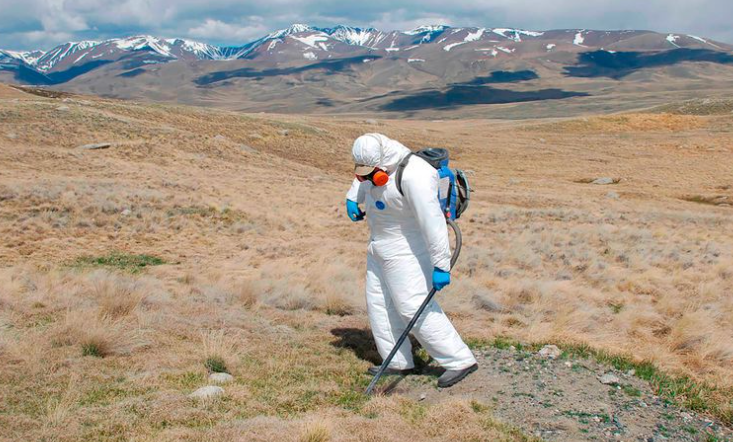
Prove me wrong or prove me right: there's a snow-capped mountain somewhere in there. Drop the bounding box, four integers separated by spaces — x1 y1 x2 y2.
2 23 731 86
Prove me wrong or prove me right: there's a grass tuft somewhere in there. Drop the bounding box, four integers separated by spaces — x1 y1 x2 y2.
299 421 331 442
204 356 228 374
81 342 103 357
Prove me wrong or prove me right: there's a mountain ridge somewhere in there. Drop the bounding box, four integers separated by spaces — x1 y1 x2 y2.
3 23 729 75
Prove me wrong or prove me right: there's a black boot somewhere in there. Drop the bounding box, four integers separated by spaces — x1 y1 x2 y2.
437 363 478 388
367 366 414 376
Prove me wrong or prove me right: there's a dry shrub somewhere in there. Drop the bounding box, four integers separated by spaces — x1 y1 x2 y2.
87 271 148 318
299 420 331 442
201 329 241 373
54 310 146 357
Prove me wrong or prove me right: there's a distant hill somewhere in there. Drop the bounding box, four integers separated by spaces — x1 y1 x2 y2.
2 24 733 116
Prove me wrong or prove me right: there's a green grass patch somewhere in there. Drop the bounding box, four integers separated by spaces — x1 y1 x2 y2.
72 251 164 273
82 342 103 357
204 356 228 374
622 384 642 397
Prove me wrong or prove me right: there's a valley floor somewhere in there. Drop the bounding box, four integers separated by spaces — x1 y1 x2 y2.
0 84 731 441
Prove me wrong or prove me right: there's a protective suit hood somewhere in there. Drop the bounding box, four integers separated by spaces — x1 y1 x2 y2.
352 133 410 174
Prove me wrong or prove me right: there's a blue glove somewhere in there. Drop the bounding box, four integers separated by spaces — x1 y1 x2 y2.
432 267 450 291
346 199 365 222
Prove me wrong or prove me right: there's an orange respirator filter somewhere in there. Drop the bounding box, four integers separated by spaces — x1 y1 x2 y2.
371 170 389 186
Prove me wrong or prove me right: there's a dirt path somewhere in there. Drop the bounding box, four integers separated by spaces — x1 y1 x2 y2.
387 346 733 442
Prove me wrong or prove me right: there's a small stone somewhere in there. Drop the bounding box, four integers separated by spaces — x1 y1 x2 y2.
213 134 227 141
364 119 379 125
249 133 263 140
278 129 290 136
626 369 636 377
680 412 693 420
121 209 131 216
238 144 258 154
419 393 426 401
508 178 521 185
599 373 620 385
78 142 111 150
592 177 615 185
606 191 620 199
189 385 224 400
564 361 573 368
5 132 17 139
538 345 562 360
56 105 70 111
209 372 234 384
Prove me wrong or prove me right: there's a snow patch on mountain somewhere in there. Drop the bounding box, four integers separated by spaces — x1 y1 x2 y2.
497 46 514 54
385 39 400 52
291 34 330 51
573 31 586 46
465 28 486 42
404 25 450 36
687 34 721 49
2 50 46 66
407 58 424 63
666 34 680 48
493 28 544 42
114 36 173 57
443 42 466 51
303 51 317 60
546 43 556 51
178 39 226 59
326 26 382 47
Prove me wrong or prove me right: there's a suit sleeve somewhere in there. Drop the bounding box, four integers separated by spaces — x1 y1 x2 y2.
402 165 451 271
346 178 366 204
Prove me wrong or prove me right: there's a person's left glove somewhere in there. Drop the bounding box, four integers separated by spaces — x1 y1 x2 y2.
346 199 365 222
432 268 450 291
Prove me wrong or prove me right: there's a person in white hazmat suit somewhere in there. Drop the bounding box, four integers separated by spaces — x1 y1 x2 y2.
346 133 478 388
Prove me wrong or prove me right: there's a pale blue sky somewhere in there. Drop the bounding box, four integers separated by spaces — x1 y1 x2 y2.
1 0 731 50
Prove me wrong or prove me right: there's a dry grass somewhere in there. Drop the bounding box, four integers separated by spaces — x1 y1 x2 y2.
1 86 732 439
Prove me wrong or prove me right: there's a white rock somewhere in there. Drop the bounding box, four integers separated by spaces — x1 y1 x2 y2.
419 393 427 401
592 177 615 185
56 105 70 111
564 361 573 368
599 373 620 385
121 209 132 216
606 191 620 199
213 134 227 141
209 372 234 384
278 129 290 136
538 344 562 360
189 385 224 400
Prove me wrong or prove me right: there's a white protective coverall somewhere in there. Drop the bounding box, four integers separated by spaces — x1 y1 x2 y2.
347 133 477 371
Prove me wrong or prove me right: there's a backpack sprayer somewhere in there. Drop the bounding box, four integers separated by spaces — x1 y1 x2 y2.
365 148 470 395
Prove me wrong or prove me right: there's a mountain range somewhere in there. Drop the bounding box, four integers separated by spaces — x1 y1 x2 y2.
2 24 733 116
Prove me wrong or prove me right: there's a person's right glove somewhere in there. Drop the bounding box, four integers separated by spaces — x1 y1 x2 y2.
432 268 450 291
346 199 365 222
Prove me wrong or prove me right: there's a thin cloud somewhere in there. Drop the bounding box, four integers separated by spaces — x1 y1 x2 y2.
0 0 731 50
